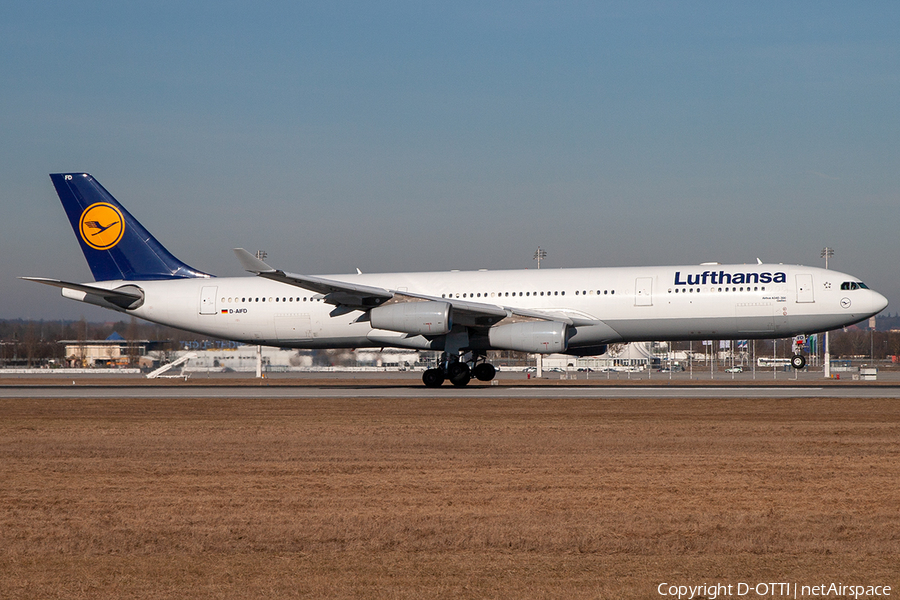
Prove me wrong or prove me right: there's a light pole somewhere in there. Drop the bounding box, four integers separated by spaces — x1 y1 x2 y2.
531 246 548 375
821 247 834 378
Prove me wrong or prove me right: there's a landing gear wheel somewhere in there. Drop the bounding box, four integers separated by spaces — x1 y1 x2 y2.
448 362 471 387
422 368 445 387
472 363 496 382
790 354 807 370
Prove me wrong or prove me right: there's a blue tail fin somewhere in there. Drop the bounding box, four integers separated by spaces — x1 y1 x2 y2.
50 173 211 281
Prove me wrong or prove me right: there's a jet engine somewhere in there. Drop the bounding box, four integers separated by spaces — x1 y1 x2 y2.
369 301 452 335
488 321 568 353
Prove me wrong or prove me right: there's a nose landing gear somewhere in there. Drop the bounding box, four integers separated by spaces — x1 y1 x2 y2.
791 336 807 370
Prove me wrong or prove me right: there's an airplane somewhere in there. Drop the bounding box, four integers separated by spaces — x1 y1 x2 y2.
24 173 888 387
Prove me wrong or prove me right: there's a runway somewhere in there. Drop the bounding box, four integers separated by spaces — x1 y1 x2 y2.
3 384 900 399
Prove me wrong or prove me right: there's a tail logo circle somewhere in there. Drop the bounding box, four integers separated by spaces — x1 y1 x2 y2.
79 203 125 250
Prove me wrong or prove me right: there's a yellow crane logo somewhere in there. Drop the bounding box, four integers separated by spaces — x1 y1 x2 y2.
79 203 124 250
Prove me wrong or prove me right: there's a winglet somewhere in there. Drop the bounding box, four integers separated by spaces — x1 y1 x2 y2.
233 248 277 274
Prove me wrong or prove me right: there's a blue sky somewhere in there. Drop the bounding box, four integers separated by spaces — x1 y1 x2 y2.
2 2 899 320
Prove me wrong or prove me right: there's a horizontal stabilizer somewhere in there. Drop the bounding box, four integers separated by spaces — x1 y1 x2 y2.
20 277 144 309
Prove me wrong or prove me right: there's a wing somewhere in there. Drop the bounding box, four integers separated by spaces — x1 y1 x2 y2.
234 248 393 309
232 249 588 328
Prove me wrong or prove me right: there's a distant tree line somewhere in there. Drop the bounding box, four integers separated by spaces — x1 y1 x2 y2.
0 318 199 367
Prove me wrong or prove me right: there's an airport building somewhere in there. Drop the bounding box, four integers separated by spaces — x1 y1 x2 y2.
59 333 150 368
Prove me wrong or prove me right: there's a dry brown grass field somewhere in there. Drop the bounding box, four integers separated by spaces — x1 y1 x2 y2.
1 394 898 598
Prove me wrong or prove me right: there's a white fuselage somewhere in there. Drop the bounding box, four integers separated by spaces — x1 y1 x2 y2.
74 263 887 351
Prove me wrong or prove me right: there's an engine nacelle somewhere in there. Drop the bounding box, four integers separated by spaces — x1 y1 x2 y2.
488 321 568 354
370 301 452 335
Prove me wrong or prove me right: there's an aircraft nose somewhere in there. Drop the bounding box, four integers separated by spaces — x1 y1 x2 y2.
871 290 889 314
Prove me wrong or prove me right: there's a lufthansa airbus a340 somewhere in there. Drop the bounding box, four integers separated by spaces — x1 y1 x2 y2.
24 173 888 386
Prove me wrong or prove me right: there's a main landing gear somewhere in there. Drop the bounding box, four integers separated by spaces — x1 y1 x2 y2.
422 352 496 387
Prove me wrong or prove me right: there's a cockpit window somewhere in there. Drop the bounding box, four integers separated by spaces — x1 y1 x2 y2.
840 281 865 290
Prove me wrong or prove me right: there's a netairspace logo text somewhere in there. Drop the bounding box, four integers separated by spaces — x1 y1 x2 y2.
657 582 891 599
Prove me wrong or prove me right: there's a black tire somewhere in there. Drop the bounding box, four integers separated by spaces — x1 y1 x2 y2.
422 368 445 387
472 362 496 382
790 354 807 370
447 362 469 379
448 362 471 387
450 371 471 387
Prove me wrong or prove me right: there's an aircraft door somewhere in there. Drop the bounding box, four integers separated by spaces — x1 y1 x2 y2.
796 274 814 303
634 277 653 306
200 286 218 315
